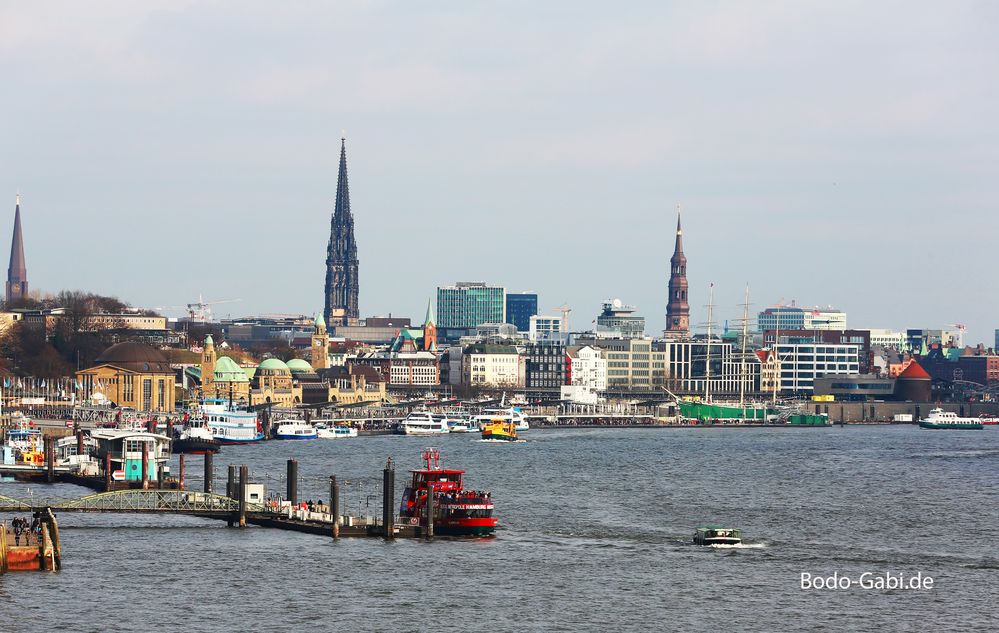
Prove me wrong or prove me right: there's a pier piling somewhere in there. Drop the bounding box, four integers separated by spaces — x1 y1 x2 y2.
226 465 236 527
45 436 54 483
425 489 434 540
287 459 298 505
104 452 112 491
238 465 248 528
178 454 186 490
204 453 213 494
76 429 84 456
330 475 340 540
382 458 395 540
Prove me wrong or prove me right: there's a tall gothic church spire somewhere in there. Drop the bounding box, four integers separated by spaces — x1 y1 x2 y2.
6 194 28 305
664 205 689 336
324 136 360 327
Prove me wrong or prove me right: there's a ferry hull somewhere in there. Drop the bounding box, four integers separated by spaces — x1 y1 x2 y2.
216 434 265 445
275 433 318 440
918 421 983 430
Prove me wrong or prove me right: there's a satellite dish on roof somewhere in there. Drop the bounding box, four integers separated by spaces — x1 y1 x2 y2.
612 298 623 309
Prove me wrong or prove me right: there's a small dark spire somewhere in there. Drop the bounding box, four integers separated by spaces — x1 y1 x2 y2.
6 193 28 304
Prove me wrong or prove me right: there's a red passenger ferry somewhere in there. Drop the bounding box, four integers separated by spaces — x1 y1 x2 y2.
399 448 498 537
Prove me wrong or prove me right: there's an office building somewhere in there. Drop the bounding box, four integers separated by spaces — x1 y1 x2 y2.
437 282 505 329
506 293 538 332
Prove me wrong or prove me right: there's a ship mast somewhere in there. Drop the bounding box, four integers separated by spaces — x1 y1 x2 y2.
704 283 714 402
740 285 749 412
772 307 780 405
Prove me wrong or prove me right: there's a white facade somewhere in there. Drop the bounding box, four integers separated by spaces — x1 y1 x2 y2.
775 343 860 393
529 315 564 343
560 385 600 405
758 306 847 332
462 347 524 387
388 351 439 386
863 329 907 350
569 346 607 391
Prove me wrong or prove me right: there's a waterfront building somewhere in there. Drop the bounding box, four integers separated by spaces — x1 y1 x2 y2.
574 336 658 392
771 342 860 393
319 365 388 404
566 345 607 391
664 210 689 337
656 338 757 396
324 136 360 327
6 194 27 305
76 342 177 412
249 358 297 407
755 349 780 394
763 329 872 374
461 342 523 387
595 299 645 339
529 315 564 343
333 316 412 344
812 374 895 401
757 306 847 332
436 282 505 329
524 341 567 391
506 292 538 332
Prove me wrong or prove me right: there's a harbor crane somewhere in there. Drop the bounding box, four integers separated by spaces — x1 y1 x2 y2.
184 295 242 323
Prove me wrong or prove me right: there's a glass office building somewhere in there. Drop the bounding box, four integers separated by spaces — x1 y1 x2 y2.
436 282 506 329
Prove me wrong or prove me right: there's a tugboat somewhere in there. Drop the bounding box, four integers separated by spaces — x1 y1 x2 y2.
693 526 742 546
399 448 498 537
480 419 518 442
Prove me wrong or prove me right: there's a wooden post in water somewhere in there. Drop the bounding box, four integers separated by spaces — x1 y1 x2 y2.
178 454 186 490
286 459 298 505
204 452 213 494
141 442 149 489
45 436 54 483
330 475 340 539
382 457 395 540
76 429 84 456
425 488 434 540
226 465 236 527
104 452 112 491
238 464 248 528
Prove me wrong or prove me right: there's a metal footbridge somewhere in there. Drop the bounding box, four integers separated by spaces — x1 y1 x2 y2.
0 490 268 515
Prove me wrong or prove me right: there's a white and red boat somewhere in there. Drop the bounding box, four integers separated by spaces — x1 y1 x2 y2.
399 448 498 537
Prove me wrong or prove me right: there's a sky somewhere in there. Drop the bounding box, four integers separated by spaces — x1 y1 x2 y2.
1 1 997 342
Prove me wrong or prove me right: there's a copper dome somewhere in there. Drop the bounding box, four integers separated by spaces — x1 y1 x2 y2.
94 342 172 373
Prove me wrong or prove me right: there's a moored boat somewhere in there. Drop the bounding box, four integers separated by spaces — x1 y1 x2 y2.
172 417 221 454
400 411 449 435
919 408 983 430
693 526 742 546
274 419 319 440
314 421 358 439
398 448 498 537
199 400 264 444
446 417 475 433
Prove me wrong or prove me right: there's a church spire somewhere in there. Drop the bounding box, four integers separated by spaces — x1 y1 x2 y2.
664 204 689 337
324 135 360 327
6 193 28 305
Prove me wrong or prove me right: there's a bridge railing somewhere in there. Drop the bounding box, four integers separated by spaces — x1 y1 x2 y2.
0 489 274 514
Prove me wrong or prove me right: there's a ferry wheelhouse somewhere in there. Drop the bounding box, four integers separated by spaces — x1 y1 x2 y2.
1 418 44 466
399 449 498 537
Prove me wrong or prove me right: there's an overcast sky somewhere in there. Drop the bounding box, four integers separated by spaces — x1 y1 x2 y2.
1 2 996 342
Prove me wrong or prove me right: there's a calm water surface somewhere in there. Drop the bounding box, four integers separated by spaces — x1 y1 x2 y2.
1 426 996 632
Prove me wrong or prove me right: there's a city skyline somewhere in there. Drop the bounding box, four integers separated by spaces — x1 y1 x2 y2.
1 3 996 342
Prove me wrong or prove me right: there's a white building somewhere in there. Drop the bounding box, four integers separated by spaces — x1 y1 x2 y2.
758 306 847 332
461 343 524 387
388 351 439 386
568 346 607 391
863 329 907 350
775 343 860 393
529 315 564 343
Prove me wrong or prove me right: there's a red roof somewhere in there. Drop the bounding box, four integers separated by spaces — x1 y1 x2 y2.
898 360 930 380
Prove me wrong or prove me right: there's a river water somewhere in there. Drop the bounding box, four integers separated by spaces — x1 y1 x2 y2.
1 426 996 632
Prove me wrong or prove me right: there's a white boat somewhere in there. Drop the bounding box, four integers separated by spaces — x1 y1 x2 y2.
200 401 264 444
446 417 475 433
314 421 359 439
400 411 450 435
918 408 983 430
274 419 319 440
473 407 529 432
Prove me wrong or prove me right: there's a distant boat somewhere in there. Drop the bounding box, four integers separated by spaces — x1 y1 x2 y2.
473 408 529 432
200 401 264 444
400 411 449 436
314 421 358 439
919 408 983 430
693 526 742 546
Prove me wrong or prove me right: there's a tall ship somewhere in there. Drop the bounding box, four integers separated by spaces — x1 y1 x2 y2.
399 449 498 537
198 399 264 444
919 408 984 430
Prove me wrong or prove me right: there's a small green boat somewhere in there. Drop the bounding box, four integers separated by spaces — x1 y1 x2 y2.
693 526 742 546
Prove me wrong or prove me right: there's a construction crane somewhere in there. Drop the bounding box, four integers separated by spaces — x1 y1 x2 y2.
186 294 242 323
552 304 571 333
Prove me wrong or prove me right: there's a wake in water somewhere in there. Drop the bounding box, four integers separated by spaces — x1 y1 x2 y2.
478 439 527 443
709 543 766 549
